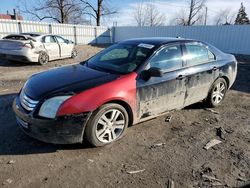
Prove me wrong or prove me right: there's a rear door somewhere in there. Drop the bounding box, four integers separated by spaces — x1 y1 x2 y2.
42 36 60 60
137 43 187 119
182 42 218 106
55 36 72 58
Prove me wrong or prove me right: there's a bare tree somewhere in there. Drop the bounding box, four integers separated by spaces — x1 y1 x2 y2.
79 0 117 26
214 8 236 25
22 0 85 24
133 3 148 27
133 2 165 26
172 0 206 26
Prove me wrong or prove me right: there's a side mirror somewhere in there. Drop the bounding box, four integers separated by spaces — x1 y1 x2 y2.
140 67 163 81
147 67 163 77
65 39 69 44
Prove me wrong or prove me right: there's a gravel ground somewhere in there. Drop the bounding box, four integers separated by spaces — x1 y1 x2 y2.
0 45 249 188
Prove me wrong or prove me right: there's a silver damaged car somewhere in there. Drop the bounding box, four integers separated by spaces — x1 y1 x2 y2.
0 33 77 65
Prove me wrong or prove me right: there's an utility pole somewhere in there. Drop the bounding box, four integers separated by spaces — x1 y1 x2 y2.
204 6 208 25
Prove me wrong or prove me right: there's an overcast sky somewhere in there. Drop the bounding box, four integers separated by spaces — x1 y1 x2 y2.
0 0 250 26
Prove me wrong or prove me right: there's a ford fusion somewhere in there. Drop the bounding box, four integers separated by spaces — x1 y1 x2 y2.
13 38 237 146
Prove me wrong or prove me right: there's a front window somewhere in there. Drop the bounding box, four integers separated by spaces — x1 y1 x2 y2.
44 36 56 43
149 44 183 72
85 43 152 74
55 36 66 43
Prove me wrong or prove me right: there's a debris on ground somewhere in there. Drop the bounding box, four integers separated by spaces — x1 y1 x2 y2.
126 169 145 174
165 115 172 122
204 108 219 114
202 174 222 182
2 178 13 185
48 163 53 167
237 177 247 182
225 127 234 134
150 143 166 149
216 127 226 140
204 139 222 150
166 179 174 188
7 160 15 164
88 159 94 163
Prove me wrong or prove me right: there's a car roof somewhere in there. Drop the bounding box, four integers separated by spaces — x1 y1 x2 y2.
120 37 196 45
20 32 46 37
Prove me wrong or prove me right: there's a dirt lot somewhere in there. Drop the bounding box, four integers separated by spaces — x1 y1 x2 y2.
0 45 249 188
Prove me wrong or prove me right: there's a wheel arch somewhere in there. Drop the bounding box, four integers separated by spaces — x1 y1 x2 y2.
220 75 230 89
206 75 229 99
104 100 134 127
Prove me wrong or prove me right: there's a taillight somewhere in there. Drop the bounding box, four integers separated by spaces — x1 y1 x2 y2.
22 43 32 48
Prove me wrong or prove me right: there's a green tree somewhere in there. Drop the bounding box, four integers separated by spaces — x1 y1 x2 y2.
235 2 250 25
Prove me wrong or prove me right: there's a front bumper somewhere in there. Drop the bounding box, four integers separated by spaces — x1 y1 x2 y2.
13 97 92 144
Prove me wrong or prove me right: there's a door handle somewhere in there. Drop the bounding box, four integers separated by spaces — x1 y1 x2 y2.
176 75 185 80
212 66 218 71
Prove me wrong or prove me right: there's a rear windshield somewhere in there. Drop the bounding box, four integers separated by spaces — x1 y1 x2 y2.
3 35 28 40
21 33 41 37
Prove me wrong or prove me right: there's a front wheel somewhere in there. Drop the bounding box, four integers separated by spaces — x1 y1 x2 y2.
84 103 129 147
38 52 49 65
205 78 228 107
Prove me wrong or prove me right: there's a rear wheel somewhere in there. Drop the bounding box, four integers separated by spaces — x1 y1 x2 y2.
71 48 77 59
205 78 227 107
84 103 129 147
38 52 49 65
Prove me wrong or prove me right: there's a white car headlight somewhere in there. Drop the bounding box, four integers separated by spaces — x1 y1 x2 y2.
38 96 71 119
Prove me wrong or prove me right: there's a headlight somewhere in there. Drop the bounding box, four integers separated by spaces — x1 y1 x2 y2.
38 96 71 119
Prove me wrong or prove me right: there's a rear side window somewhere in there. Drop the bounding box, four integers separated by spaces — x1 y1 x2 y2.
149 44 183 72
185 43 215 66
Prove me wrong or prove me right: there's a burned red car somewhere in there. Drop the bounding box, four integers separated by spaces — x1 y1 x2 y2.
13 38 237 146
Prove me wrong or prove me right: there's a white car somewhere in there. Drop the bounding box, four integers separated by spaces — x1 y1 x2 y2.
0 33 77 65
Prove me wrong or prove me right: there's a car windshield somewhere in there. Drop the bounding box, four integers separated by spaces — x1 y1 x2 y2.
85 43 153 74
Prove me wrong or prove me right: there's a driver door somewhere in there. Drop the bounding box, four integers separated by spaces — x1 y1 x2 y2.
42 36 60 60
137 43 187 119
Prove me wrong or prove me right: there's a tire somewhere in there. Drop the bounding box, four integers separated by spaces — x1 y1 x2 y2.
84 103 129 147
71 48 77 59
205 78 228 107
38 52 49 65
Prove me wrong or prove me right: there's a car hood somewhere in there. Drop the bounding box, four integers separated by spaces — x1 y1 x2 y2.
23 64 118 100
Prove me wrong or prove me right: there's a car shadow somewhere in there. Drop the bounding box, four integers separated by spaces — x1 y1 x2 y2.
231 61 250 93
184 102 207 110
0 59 37 67
0 93 93 156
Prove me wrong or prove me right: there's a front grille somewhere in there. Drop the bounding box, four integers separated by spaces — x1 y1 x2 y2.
20 90 38 111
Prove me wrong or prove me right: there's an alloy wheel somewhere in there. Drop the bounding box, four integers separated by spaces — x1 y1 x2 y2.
95 109 125 143
212 82 226 104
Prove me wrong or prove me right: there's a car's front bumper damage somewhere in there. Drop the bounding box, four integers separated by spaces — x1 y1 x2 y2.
13 97 92 144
